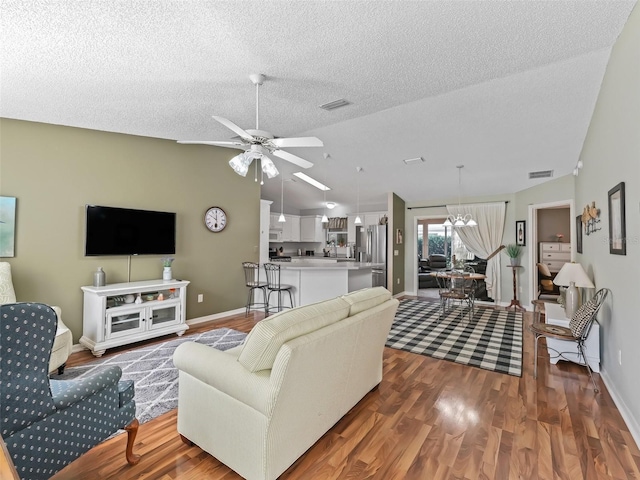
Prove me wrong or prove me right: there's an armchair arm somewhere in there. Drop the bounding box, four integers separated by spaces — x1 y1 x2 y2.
173 342 271 414
49 366 122 410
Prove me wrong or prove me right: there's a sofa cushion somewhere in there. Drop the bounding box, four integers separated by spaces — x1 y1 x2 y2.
238 297 350 372
0 262 17 304
341 287 392 316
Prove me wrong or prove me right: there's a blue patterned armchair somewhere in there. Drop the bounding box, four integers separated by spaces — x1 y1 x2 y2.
0 303 140 480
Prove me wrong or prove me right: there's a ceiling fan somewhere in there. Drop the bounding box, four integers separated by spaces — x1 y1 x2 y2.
177 73 323 180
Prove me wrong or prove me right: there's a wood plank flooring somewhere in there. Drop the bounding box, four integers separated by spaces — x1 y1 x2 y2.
51 299 640 480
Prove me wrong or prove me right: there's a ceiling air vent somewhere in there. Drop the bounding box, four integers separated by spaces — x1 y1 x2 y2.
529 170 553 179
319 98 351 111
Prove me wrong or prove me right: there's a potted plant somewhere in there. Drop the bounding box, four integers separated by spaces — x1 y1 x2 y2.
505 244 522 266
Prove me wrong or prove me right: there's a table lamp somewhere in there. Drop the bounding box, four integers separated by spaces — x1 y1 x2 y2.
553 262 595 319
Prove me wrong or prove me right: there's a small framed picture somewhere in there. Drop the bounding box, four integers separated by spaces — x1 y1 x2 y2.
608 182 626 255
515 220 526 246
396 228 403 245
576 215 583 254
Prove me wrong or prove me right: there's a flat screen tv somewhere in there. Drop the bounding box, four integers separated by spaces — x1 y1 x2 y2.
85 205 176 256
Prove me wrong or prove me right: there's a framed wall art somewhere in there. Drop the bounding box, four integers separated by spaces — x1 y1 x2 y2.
516 220 526 246
607 182 626 255
0 196 17 257
576 215 583 254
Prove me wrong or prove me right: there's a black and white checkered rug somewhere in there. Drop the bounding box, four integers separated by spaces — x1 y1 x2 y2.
386 299 523 376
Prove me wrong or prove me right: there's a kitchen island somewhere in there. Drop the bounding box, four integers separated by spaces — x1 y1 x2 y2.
273 259 381 308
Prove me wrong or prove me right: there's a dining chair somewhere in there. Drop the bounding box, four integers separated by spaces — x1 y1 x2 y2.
242 262 269 316
529 288 609 392
263 263 294 314
438 267 476 321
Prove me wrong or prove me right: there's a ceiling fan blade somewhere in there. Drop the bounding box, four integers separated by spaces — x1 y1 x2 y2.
211 115 254 142
177 140 245 150
271 136 324 148
272 149 314 169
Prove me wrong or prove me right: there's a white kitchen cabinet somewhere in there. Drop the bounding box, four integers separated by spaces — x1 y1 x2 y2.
270 214 282 230
288 215 300 242
300 216 325 242
539 242 571 273
80 279 189 357
347 215 357 244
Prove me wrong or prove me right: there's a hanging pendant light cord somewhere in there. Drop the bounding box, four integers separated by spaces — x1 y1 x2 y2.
255 81 260 130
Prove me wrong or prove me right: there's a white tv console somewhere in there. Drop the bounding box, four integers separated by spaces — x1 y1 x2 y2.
80 279 190 357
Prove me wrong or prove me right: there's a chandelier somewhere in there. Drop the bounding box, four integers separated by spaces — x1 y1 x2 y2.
443 165 477 227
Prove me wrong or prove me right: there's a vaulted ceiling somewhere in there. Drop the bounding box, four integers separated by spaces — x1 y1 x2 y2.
1 1 636 212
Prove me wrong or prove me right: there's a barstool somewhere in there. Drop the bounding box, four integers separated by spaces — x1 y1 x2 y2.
242 262 269 316
264 263 294 314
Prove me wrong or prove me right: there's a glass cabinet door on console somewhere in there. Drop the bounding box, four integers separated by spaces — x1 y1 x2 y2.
106 307 145 339
148 301 181 330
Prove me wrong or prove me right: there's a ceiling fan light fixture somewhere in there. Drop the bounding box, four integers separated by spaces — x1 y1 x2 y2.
261 156 279 179
229 153 251 177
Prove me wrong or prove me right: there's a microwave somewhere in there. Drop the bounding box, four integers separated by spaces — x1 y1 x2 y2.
269 230 283 242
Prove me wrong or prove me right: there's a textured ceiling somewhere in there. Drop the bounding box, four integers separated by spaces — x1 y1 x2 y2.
1 1 636 213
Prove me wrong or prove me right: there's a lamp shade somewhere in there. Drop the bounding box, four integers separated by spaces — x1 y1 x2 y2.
553 262 595 288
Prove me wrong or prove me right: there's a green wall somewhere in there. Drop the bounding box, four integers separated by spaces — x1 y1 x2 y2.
0 119 261 342
575 3 640 441
390 192 405 294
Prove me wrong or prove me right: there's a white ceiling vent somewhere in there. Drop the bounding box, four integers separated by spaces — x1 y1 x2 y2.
529 170 554 179
319 99 351 111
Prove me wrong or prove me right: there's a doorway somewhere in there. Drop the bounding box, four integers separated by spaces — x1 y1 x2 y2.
527 199 574 303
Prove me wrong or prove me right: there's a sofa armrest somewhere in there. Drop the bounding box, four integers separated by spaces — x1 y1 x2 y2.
173 342 271 414
49 366 122 410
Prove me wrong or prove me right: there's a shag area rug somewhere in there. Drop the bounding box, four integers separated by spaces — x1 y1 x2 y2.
57 327 247 424
387 299 523 376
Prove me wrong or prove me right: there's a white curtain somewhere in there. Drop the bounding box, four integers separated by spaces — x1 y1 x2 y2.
447 202 506 302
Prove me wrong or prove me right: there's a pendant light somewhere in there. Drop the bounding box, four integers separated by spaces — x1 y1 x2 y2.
443 165 477 227
354 167 362 225
278 175 286 223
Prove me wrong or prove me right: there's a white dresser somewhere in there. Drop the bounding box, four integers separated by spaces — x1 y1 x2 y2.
545 302 600 372
539 242 571 273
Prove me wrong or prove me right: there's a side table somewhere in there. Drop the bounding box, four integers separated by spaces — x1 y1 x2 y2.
506 265 524 311
545 302 600 372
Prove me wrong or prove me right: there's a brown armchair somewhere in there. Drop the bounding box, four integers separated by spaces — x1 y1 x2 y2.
537 263 560 298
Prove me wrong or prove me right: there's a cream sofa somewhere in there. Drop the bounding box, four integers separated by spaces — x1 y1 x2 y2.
173 287 399 480
0 262 73 374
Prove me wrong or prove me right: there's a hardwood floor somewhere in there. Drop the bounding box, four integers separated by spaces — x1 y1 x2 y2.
51 300 640 480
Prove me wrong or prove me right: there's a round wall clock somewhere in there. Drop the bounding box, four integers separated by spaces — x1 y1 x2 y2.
204 206 227 232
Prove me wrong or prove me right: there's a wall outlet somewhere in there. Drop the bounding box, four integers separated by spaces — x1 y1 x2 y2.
619 349 622 365
394 250 399 256
198 294 204 303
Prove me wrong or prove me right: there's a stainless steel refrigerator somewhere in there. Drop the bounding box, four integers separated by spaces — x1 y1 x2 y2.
367 224 387 288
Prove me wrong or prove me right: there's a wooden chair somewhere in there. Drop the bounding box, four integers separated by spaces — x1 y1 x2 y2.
530 288 609 392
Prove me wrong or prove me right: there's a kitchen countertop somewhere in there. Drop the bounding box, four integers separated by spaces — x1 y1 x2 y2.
279 261 382 270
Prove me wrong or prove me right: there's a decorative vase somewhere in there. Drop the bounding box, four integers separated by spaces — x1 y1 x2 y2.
163 267 172 281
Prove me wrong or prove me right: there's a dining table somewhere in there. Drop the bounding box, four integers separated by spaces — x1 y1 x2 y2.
429 270 487 318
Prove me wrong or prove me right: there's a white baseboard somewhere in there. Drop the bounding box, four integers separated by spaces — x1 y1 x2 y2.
600 367 640 449
187 307 246 326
